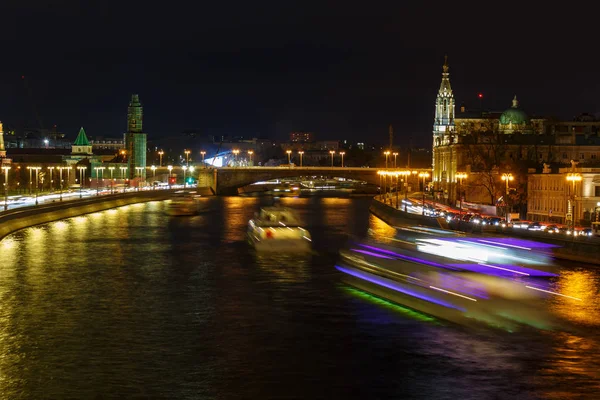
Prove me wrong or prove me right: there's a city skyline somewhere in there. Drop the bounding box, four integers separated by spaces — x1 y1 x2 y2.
1 2 598 146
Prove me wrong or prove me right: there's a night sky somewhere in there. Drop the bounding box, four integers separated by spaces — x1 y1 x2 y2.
1 1 598 147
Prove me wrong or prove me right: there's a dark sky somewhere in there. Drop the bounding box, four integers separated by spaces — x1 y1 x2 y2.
1 1 598 147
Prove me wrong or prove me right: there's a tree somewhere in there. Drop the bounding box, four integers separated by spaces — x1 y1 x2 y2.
463 132 510 205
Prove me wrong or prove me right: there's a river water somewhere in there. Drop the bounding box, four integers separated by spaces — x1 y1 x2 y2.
0 196 599 399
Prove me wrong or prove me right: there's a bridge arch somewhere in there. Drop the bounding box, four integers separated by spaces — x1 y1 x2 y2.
199 167 382 195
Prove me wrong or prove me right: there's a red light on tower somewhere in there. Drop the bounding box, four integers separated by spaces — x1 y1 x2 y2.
478 93 483 99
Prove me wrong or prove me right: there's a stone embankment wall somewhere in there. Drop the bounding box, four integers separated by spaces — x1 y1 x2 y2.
0 191 173 241
369 198 448 229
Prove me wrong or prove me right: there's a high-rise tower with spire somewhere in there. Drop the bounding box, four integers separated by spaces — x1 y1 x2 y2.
125 94 147 180
0 121 6 160
432 55 456 196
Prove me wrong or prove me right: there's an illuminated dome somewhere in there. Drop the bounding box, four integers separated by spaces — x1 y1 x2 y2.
499 96 529 125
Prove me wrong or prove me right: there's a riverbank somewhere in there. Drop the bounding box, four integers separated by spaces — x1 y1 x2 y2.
0 190 180 241
369 197 600 266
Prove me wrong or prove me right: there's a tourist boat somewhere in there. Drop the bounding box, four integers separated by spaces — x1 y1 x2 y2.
247 206 312 251
165 192 200 216
336 237 577 331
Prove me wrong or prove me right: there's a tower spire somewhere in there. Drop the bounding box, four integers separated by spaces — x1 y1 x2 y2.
388 124 393 150
0 122 6 158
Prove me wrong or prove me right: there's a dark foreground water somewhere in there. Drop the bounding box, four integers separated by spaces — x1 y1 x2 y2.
1 196 599 399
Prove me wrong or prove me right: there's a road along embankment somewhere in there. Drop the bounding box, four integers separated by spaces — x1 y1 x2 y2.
369 198 600 266
0 190 174 241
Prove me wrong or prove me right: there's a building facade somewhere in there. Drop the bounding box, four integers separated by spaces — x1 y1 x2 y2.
432 57 600 217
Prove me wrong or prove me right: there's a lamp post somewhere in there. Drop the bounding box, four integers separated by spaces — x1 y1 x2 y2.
151 165 156 189
232 149 239 167
393 152 398 168
456 172 468 229
77 166 87 199
247 150 254 166
286 150 292 165
189 166 195 186
27 166 33 195
108 167 115 194
158 150 164 167
47 166 55 192
167 165 173 188
340 151 345 168
57 166 65 201
98 167 105 193
182 165 188 188
135 167 144 191
119 166 127 193
184 149 191 166
329 150 335 167
200 151 206 167
501 173 514 219
419 172 430 216
94 167 101 195
2 166 10 211
566 173 582 231
298 151 304 167
384 151 390 168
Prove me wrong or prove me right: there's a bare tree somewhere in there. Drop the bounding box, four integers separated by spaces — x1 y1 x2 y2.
462 132 510 205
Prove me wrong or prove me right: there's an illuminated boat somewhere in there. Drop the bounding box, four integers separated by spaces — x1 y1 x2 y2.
336 238 577 331
165 193 200 216
247 206 312 252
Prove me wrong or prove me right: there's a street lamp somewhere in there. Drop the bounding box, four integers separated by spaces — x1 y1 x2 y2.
566 173 582 230
329 150 335 167
167 165 173 188
135 166 144 191
94 167 101 195
184 149 191 166
27 166 41 205
2 166 10 211
182 165 188 188
501 173 514 218
151 165 156 189
158 150 164 167
340 151 345 168
108 166 115 194
57 166 71 201
392 152 398 168
286 150 292 165
189 166 195 186
47 166 55 192
456 172 468 228
419 172 430 216
232 149 240 166
247 150 254 166
119 166 127 192
77 166 87 199
200 151 206 167
384 151 391 168
298 151 304 167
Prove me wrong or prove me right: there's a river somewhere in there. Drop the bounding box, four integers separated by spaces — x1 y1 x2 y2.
0 196 599 399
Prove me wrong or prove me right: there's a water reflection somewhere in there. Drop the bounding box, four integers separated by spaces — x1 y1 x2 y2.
254 253 312 284
0 197 599 398
550 269 600 327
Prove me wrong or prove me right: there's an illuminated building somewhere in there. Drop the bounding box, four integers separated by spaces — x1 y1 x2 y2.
432 57 600 212
125 94 147 179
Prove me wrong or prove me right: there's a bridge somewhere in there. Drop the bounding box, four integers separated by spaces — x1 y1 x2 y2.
196 167 430 195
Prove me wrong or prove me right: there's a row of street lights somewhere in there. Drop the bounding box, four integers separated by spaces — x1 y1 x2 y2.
383 151 399 168
158 149 208 168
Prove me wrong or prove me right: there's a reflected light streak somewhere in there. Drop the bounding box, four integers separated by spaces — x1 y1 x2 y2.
525 285 581 301
341 285 438 323
429 286 478 302
336 265 465 311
